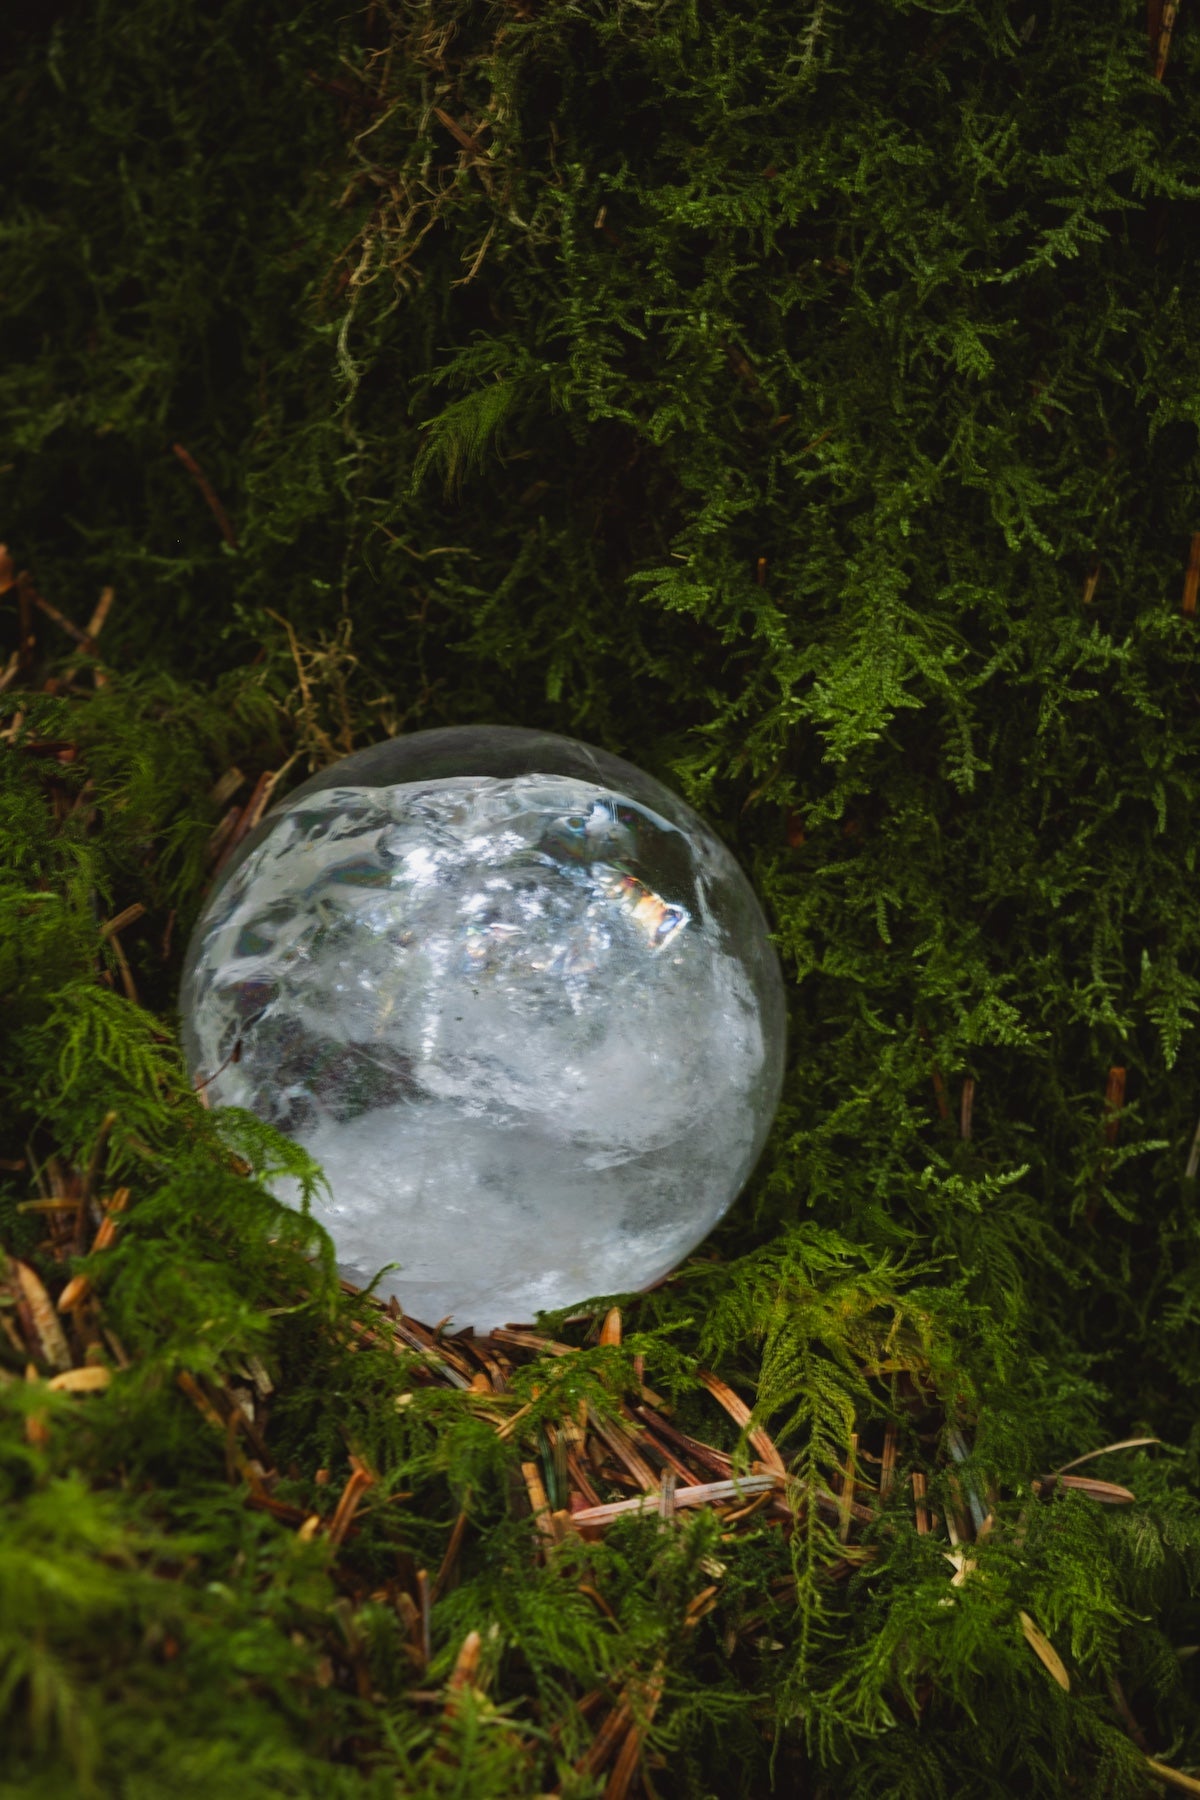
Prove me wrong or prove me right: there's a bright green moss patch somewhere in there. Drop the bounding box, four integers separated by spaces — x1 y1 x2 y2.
5 0 1200 1792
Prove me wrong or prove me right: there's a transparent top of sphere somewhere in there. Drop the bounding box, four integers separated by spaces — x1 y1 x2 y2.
180 726 786 1331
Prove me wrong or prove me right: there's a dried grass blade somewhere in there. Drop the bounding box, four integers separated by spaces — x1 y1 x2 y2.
1056 1437 1160 1474
47 1365 111 1393
1055 1475 1136 1504
15 1262 71 1370
1019 1612 1070 1690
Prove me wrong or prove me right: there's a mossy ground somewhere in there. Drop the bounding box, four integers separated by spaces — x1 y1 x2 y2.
4 1 1200 1794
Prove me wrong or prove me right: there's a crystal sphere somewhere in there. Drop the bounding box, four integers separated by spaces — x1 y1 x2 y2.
180 727 786 1330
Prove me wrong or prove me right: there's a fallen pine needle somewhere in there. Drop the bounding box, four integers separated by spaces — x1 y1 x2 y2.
1057 1436 1160 1474
567 1474 778 1530
1147 1758 1200 1796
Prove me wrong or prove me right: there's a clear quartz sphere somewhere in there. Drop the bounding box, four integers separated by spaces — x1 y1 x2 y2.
180 726 786 1331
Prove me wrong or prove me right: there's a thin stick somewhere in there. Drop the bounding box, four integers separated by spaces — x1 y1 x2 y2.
431 105 488 156
208 767 246 809
210 761 297 879
605 1724 643 1800
177 1369 227 1433
86 586 115 641
100 903 146 939
1108 1672 1151 1752
326 1459 376 1546
911 1470 929 1534
107 931 139 1005
577 1702 633 1778
1147 1758 1200 1796
171 443 239 548
32 590 96 651
206 805 241 867
960 1077 975 1142
1154 0 1180 80
1103 1067 1126 1145
432 1505 470 1600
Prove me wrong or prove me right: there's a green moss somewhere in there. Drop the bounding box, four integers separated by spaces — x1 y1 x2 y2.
4 0 1200 1792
